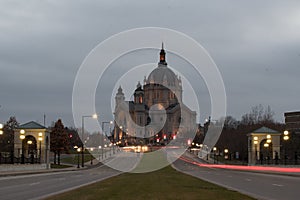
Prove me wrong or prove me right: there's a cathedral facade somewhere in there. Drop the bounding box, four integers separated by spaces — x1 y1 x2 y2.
113 45 197 146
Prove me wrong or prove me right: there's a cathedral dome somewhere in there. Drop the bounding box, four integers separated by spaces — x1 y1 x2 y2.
147 64 179 86
146 44 180 87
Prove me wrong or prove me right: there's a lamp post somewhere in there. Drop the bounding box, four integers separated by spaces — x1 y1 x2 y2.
266 135 272 164
101 121 113 159
253 136 258 163
81 114 97 167
263 142 269 164
0 123 3 135
102 121 113 137
199 144 203 157
0 123 2 163
283 130 289 165
75 146 80 168
38 132 43 163
224 148 229 160
90 148 94 165
213 147 217 164
120 126 123 146
27 140 34 164
110 121 113 137
204 145 209 161
98 145 101 160
20 129 25 164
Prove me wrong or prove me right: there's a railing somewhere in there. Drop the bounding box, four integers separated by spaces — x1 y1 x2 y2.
255 157 300 165
0 152 41 164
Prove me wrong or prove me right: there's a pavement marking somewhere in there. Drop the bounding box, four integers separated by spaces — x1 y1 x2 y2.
32 172 122 200
29 182 40 186
0 183 29 190
58 178 66 181
227 175 233 178
272 183 283 187
245 178 252 181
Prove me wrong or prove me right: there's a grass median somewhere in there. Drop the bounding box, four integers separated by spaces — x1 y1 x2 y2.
45 165 255 200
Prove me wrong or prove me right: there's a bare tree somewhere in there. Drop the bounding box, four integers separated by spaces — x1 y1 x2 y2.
241 104 274 125
223 116 239 129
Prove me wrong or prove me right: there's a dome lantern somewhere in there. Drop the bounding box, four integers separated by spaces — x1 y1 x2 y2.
159 42 167 65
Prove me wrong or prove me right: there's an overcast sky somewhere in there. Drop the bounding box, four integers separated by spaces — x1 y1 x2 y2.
1 0 300 127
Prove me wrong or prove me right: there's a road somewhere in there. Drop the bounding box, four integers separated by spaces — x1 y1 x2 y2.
2 150 300 200
173 152 300 200
0 164 120 200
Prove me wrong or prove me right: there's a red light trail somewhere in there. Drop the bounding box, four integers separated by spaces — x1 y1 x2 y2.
179 156 300 173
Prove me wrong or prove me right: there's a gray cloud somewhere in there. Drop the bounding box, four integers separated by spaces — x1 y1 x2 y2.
1 0 300 127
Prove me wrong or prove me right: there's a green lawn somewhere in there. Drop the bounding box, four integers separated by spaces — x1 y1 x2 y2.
60 153 94 165
50 163 72 169
45 166 255 200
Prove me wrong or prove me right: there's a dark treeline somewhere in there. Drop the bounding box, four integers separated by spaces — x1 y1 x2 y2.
194 104 286 161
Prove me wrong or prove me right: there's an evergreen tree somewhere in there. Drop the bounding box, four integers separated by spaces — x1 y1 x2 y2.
2 116 19 152
50 119 70 165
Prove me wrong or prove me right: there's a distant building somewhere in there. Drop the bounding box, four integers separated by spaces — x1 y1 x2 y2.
113 44 197 145
284 111 300 134
14 121 50 168
247 126 282 165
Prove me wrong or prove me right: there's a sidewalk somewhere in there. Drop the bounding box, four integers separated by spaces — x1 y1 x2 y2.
0 158 103 177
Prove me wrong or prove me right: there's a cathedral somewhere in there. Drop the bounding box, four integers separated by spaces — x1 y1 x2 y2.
113 44 197 146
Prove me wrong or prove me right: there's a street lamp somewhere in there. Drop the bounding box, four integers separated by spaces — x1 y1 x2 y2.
263 142 270 164
27 140 33 164
266 134 272 144
0 123 3 135
98 145 102 160
266 135 272 164
102 121 113 136
110 120 113 130
20 129 25 164
224 148 229 160
253 136 258 162
213 147 217 164
102 121 113 140
90 148 94 165
283 130 289 165
20 129 25 139
0 123 2 161
264 143 269 147
38 132 43 163
81 114 98 167
74 146 80 168
102 121 113 159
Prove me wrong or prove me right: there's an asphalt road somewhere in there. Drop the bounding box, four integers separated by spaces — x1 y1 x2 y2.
173 153 300 200
0 164 120 200
2 150 300 200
